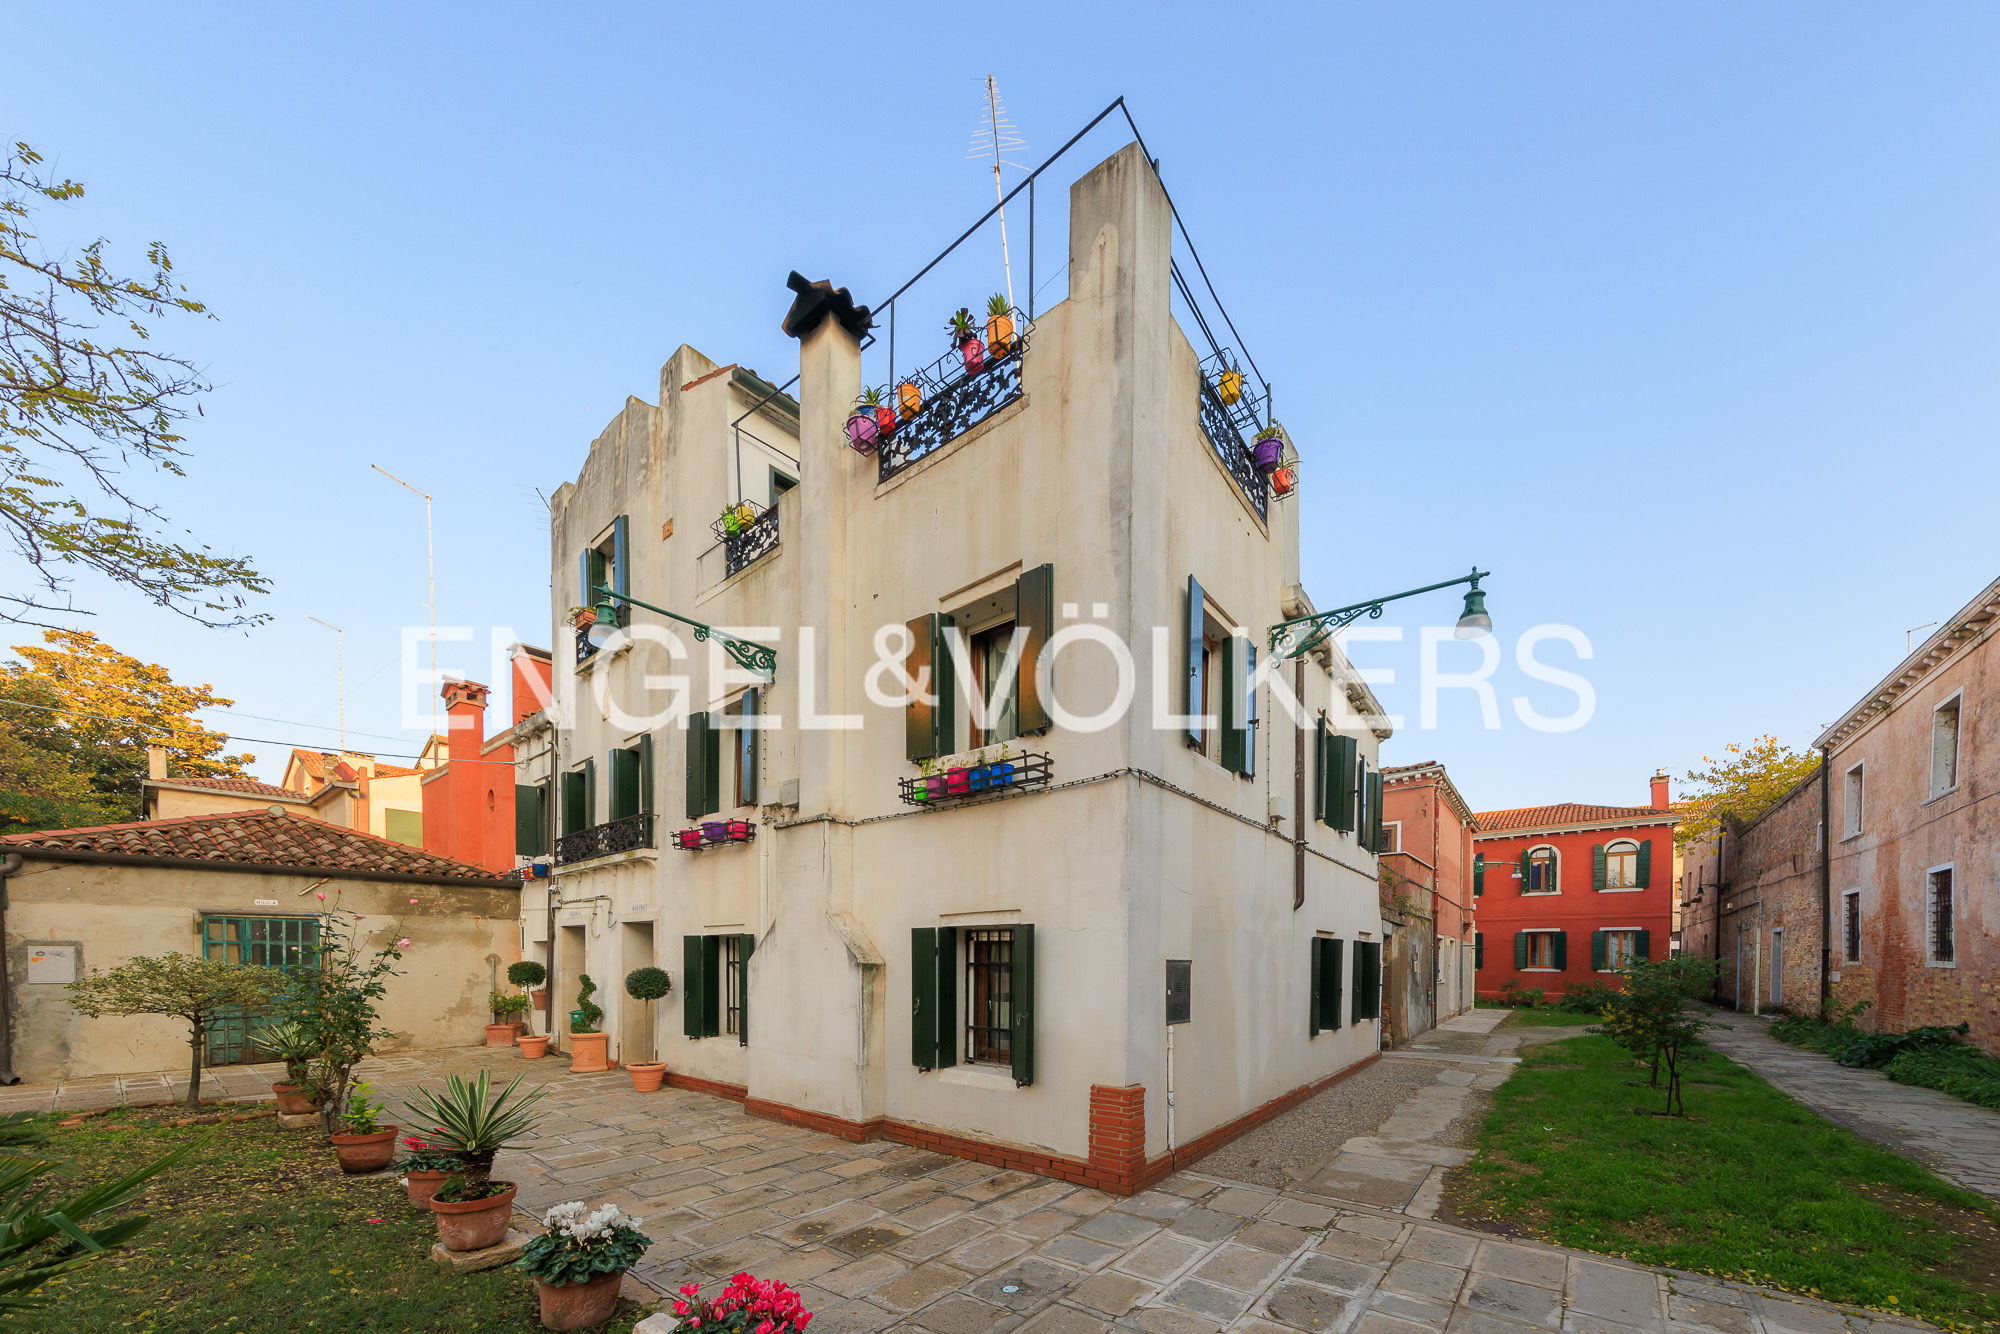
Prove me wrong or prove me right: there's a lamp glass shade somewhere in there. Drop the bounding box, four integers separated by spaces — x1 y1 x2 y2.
586 600 622 648
1454 587 1492 640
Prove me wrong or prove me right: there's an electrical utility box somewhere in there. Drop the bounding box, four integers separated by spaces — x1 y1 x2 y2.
1164 959 1192 1025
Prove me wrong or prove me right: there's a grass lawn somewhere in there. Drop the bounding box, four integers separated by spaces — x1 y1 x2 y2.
11 1104 650 1334
1496 1007 1603 1029
1445 1035 2000 1330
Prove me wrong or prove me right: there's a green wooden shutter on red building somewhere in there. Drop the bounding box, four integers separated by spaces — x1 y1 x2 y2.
1636 840 1652 887
1592 844 1607 891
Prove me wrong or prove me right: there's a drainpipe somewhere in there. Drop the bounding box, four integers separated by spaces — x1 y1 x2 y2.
1292 657 1307 911
0 854 23 1084
1817 745 1832 1012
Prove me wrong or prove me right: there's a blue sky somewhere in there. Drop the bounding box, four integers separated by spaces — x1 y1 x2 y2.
7 2 1997 810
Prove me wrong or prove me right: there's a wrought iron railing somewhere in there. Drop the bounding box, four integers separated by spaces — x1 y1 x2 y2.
1197 350 1268 522
898 751 1053 807
554 812 653 865
878 315 1031 482
724 509 779 575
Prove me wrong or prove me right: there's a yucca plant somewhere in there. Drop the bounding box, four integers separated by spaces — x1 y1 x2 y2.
400 1070 550 1194
256 1019 320 1088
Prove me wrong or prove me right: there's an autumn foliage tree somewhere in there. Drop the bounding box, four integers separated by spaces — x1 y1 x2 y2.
1675 735 1821 846
1 143 267 628
0 629 253 827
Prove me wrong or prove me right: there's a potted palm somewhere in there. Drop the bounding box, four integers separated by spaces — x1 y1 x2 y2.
401 1070 552 1251
328 1082 398 1173
948 307 985 373
260 1019 321 1116
517 1201 653 1331
508 959 549 1010
622 968 672 1092
567 975 610 1073
985 294 1017 355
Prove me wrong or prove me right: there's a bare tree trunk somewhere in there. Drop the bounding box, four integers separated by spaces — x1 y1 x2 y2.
186 1018 204 1108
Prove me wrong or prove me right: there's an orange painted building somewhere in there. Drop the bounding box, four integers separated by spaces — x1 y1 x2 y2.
1471 771 1680 1000
420 644 553 875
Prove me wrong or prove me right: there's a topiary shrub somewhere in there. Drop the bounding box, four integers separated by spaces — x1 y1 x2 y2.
507 960 547 990
573 975 603 1034
625 967 671 1002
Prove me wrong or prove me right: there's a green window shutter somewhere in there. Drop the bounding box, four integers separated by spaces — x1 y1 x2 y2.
582 758 596 828
1015 564 1054 735
1329 734 1358 831
1514 932 1530 970
1220 636 1243 774
1367 771 1385 851
706 711 723 815
1185 576 1205 750
1551 931 1568 971
610 514 630 605
933 616 957 759
1590 930 1606 971
561 770 584 836
1010 924 1036 1087
1634 929 1650 962
700 936 723 1038
1313 723 1330 825
911 928 939 1069
1473 854 1485 897
685 713 711 819
580 546 607 621
1326 938 1345 1030
1592 844 1607 891
611 746 640 820
738 689 759 804
515 784 542 856
1242 643 1258 778
1475 932 1485 969
638 734 654 816
1351 942 1367 1020
1636 840 1652 888
682 935 708 1038
737 934 755 1047
1309 938 1324 1037
1518 850 1531 890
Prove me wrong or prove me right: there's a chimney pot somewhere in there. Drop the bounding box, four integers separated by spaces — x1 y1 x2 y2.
1650 768 1671 810
146 745 168 782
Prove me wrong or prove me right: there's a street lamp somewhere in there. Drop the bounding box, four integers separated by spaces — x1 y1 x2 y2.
1454 579 1492 640
586 584 778 680
1269 568 1493 661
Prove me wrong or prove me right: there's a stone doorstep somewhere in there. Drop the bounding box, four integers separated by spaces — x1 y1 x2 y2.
429 1228 531 1271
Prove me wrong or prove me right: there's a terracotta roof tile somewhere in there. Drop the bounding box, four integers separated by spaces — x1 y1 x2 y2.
0 810 512 884
1473 802 1676 834
151 775 310 800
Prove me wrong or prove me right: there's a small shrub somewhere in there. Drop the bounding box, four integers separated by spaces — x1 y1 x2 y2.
507 960 547 989
573 975 603 1034
1885 1046 2000 1110
1499 981 1547 1008
1558 981 1621 1015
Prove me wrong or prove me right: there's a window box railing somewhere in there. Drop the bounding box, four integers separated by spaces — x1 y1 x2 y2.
1197 349 1269 521
670 819 757 850
878 311 1031 482
723 509 778 575
554 812 653 865
898 751 1052 807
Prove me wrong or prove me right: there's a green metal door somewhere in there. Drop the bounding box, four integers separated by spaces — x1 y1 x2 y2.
200 915 319 1066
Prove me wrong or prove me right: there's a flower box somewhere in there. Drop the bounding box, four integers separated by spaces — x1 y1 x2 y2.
673 829 704 850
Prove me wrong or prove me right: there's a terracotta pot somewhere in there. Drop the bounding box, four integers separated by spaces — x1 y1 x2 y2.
403 1168 451 1210
271 1082 317 1116
568 1032 610 1074
531 989 549 1008
535 1270 624 1331
986 312 1015 354
485 1023 518 1047
518 1034 551 1059
330 1126 398 1173
626 1061 666 1093
430 1182 516 1252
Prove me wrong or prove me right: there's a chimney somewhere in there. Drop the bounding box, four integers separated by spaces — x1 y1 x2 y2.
508 645 554 725
1651 768 1671 810
441 678 492 764
146 745 168 782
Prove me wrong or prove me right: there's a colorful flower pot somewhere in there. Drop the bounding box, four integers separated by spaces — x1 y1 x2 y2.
674 829 703 850
959 338 986 374
925 775 948 800
945 767 971 796
700 821 728 843
722 513 741 536
1271 463 1297 497
897 381 923 421
1251 437 1284 474
1218 369 1244 404
989 763 1016 787
986 312 1016 354
912 783 930 804
967 765 989 792
874 405 897 437
725 820 752 841
845 411 879 454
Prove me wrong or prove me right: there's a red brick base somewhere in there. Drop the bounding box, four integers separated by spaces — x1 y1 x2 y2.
684 1055 1381 1196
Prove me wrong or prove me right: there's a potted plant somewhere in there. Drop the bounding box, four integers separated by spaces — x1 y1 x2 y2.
567 605 596 631
401 1070 552 1252
508 959 549 1011
724 819 753 842
720 504 743 538
329 1082 398 1173
948 307 985 373
1271 461 1298 498
517 1201 653 1331
488 991 530 1045
568 975 610 1073
985 294 1016 354
670 1276 814 1334
1251 425 1286 475
897 379 923 422
518 1031 550 1059
259 1018 321 1116
621 967 672 1092
673 828 703 850
1217 363 1245 405
912 757 937 804
846 388 884 454
391 1134 465 1210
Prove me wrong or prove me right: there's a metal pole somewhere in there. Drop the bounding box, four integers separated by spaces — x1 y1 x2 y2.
306 616 346 750
372 464 440 741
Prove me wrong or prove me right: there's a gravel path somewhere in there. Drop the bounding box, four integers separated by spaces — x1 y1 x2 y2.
1193 1059 1444 1190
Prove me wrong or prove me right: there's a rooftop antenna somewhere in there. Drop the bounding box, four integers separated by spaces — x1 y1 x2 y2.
371 464 439 740
1906 621 1938 653
305 616 347 750
968 75 1027 309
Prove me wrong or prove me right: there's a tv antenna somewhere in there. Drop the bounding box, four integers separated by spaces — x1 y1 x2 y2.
305 616 347 750
968 76 1027 309
371 463 439 739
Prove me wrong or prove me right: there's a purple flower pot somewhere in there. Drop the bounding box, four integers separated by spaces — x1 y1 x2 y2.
846 412 879 454
700 821 728 843
1251 438 1284 475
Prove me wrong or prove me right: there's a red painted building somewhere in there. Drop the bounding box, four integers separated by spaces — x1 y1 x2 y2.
1472 770 1680 1000
420 644 553 875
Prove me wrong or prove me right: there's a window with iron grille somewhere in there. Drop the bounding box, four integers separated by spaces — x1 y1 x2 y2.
1842 889 1862 964
722 935 745 1036
1927 867 1955 964
965 928 1015 1066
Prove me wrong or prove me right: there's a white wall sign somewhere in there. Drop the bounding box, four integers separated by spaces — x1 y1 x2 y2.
26 945 77 985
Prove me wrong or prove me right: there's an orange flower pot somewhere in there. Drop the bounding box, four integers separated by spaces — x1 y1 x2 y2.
986 312 1016 354
535 1270 625 1331
430 1183 516 1252
626 1061 666 1092
484 1023 518 1047
568 1032 610 1073
897 381 923 421
271 1082 317 1116
403 1168 451 1210
518 1034 550 1059
330 1126 398 1174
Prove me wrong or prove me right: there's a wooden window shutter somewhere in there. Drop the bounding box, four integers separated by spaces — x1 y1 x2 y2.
1010 924 1036 1087
700 935 723 1036
682 935 708 1037
638 734 654 815
1634 929 1650 962
1592 844 1607 891
911 928 939 1069
1352 942 1379 1021
1367 770 1385 851
610 513 631 607
1220 638 1256 777
1184 576 1205 750
685 712 711 819
515 784 542 856
704 711 722 815
1473 854 1485 897
736 934 756 1047
905 614 957 761
739 689 759 804
561 770 584 836
1636 840 1652 887
1325 938 1345 1030
1518 850 1531 889
1015 564 1054 735
579 546 607 625
1329 734 1358 831
1475 932 1485 969
1514 931 1530 970
581 758 596 828
1309 938 1323 1036
611 746 639 820
1590 930 1606 971
1313 721 1330 824
1551 931 1568 971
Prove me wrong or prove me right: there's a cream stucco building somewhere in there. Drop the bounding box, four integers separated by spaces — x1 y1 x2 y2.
517 143 1392 1192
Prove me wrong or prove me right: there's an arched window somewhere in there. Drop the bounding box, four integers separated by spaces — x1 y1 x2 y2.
1525 845 1559 894
1604 839 1640 889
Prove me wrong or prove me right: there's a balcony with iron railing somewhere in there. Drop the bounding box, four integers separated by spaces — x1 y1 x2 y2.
554 812 653 865
859 309 1031 482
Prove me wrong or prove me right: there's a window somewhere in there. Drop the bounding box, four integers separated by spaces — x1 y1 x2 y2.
769 467 797 506
1380 822 1402 855
911 925 1036 1085
1842 889 1862 963
1516 930 1566 970
1523 846 1559 894
1931 697 1960 797
965 929 1016 1065
1308 936 1344 1034
1844 764 1864 837
1604 840 1638 889
576 516 629 663
1927 866 1955 964
682 934 755 1042
906 565 1053 763
722 936 746 1037
1350 940 1382 1021
609 737 652 821
561 762 595 835
967 621 1021 747
1183 575 1255 776
1593 929 1647 971
729 689 761 808
1316 727 1358 831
